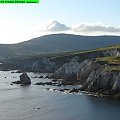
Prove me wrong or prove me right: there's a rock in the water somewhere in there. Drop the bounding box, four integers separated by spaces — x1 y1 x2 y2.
39 75 44 78
15 70 22 73
33 107 40 110
35 82 52 85
11 71 15 73
69 88 79 93
20 72 31 85
12 80 21 84
52 79 57 82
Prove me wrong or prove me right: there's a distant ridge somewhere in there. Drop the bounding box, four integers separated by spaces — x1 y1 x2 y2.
0 33 120 58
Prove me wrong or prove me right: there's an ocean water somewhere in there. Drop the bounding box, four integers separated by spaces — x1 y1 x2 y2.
0 71 120 120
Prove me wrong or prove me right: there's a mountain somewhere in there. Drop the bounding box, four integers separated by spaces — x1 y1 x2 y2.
0 33 120 58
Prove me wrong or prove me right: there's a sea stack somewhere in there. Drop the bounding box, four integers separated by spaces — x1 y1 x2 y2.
20 72 31 85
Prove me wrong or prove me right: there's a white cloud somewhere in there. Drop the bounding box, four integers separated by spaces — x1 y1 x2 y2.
40 20 70 31
72 23 120 33
39 21 120 35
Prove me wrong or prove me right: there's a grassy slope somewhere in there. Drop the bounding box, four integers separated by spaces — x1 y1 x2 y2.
50 45 120 59
3 44 120 71
46 44 120 66
96 56 120 71
8 44 120 59
1 34 120 59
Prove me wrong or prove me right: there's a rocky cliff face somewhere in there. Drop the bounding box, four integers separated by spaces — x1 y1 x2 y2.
31 58 57 72
103 48 120 57
1 46 120 95
1 47 120 72
51 54 120 95
0 57 57 73
53 57 94 84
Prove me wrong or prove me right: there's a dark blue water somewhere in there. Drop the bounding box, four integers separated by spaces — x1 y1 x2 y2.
0 71 120 120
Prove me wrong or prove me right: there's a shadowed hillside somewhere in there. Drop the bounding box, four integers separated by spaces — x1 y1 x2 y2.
0 34 120 58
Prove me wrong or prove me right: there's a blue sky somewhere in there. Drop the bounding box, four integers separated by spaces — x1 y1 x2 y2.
0 0 120 43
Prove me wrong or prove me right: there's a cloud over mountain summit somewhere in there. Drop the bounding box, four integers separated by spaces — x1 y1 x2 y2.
40 20 69 31
40 20 120 34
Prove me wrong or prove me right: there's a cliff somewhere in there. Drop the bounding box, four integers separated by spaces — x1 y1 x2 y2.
0 57 57 73
51 55 120 95
47 45 120 95
1 44 120 96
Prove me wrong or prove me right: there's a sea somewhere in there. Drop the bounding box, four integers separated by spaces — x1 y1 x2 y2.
0 71 120 120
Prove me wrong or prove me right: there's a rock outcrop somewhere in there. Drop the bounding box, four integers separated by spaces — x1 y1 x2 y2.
51 56 120 96
112 73 120 90
32 58 57 73
12 72 31 85
20 72 31 84
0 57 57 73
51 57 93 84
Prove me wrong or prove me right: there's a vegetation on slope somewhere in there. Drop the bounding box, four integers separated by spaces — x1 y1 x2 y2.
96 56 120 72
96 57 120 65
1 34 120 59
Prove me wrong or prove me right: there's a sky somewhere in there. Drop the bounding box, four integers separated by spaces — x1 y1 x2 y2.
0 0 120 43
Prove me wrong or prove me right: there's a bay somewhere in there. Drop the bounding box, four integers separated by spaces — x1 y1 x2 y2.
0 71 120 120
